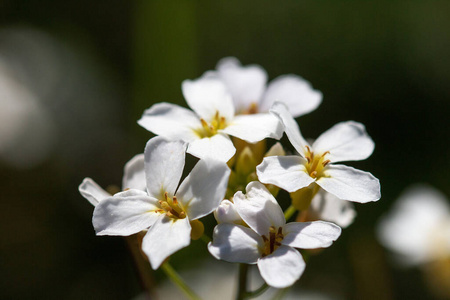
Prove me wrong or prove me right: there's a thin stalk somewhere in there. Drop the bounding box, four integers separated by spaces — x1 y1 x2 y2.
236 263 249 300
243 282 269 299
284 205 297 221
161 262 202 300
271 287 289 300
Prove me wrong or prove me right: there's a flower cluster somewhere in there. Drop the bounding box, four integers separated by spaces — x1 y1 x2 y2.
79 57 381 295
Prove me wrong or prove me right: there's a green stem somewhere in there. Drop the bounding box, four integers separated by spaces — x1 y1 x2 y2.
161 262 202 300
284 205 297 221
271 287 289 300
243 282 269 299
236 263 249 300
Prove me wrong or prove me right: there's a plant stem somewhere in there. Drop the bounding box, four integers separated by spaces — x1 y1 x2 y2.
243 282 269 299
284 205 297 221
161 262 202 300
236 263 249 300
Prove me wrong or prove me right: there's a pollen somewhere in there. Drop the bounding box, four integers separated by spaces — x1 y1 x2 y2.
158 192 187 219
261 226 284 257
304 146 331 178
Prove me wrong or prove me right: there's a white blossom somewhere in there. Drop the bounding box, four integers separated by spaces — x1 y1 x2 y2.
92 136 230 269
208 182 341 288
78 154 146 206
138 76 283 162
257 102 380 203
212 57 322 117
377 185 450 266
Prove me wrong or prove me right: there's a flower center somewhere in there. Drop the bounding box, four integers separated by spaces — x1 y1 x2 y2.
304 145 331 178
156 192 186 219
261 226 284 257
195 111 227 138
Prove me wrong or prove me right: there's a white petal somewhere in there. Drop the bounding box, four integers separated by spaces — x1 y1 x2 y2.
260 75 322 118
208 223 263 264
309 190 356 228
176 159 230 220
258 245 305 288
234 182 285 236
216 57 267 113
256 156 315 193
270 102 309 155
222 113 283 143
377 185 450 265
312 121 375 162
142 216 191 270
187 133 236 162
92 190 161 236
137 102 201 142
316 164 381 203
79 177 111 206
144 137 186 199
122 154 146 191
214 200 244 225
282 221 341 249
182 76 235 121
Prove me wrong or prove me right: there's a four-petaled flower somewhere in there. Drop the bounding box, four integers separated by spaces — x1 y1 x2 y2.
257 102 381 203
92 136 230 269
208 181 341 288
210 57 322 117
138 75 283 162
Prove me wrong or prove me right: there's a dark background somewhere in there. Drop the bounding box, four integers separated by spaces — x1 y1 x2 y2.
1 1 449 299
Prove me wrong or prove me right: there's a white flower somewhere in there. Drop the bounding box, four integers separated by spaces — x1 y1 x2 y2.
78 154 146 206
377 185 450 266
308 190 357 228
257 102 381 203
211 57 322 117
92 136 230 269
138 76 283 162
208 182 341 288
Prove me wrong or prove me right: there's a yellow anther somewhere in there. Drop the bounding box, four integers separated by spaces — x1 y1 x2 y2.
305 145 312 154
304 147 331 179
322 159 331 167
158 192 187 219
194 111 228 138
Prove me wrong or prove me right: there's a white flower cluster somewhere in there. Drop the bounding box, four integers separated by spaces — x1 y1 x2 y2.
79 57 381 291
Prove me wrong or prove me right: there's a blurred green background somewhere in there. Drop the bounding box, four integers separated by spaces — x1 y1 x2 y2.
1 1 450 299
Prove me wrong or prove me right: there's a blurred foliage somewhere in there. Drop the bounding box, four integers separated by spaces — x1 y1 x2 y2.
1 1 450 299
